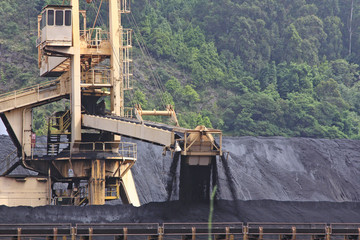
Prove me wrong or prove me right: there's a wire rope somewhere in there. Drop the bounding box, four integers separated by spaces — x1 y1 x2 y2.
89 1 173 110
88 1 137 108
126 13 169 108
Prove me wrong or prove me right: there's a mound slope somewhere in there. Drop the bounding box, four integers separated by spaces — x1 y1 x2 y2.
1 135 360 223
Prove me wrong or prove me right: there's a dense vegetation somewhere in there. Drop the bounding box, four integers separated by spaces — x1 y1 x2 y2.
2 0 360 138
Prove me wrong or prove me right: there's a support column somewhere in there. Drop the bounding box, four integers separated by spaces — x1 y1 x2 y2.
119 165 140 206
109 0 123 117
4 108 32 157
89 160 105 205
22 108 32 158
109 0 122 149
71 0 82 149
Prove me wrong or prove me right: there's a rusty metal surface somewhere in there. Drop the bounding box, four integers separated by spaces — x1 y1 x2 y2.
0 222 360 238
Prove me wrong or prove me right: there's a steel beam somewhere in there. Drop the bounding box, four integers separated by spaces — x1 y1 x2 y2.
119 166 140 206
71 0 82 145
82 114 174 147
109 0 122 116
0 75 70 114
89 160 105 205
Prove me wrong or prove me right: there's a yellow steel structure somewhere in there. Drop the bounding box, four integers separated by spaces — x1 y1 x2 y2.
82 114 176 147
134 104 179 127
0 176 50 206
0 0 223 206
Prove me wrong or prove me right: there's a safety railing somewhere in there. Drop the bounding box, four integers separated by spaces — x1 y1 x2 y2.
124 107 134 118
53 185 88 206
1 223 360 239
0 79 60 102
81 28 109 48
163 222 243 236
105 184 119 200
123 47 133 90
27 141 137 159
76 223 159 237
0 224 72 237
81 68 111 86
120 28 133 90
118 0 131 13
122 28 132 48
178 128 223 156
48 110 71 135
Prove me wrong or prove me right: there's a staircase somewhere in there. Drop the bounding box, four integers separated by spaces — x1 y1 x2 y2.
46 133 60 156
46 110 71 156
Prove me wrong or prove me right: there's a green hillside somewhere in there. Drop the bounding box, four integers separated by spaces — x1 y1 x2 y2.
2 0 360 139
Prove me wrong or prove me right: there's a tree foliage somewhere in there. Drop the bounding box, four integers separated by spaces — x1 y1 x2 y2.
4 0 360 139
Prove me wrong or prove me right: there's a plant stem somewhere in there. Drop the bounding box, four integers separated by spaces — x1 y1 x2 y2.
208 185 217 240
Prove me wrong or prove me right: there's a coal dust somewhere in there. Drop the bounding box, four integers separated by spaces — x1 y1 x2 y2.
2 135 360 223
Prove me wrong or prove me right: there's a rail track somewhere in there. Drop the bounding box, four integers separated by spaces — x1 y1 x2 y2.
1 222 360 240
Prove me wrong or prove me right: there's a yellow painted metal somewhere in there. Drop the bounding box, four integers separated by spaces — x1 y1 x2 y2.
243 226 248 240
0 0 224 208
49 110 71 135
120 167 140 206
180 126 222 166
181 126 222 156
82 114 175 147
109 0 122 117
0 73 70 113
71 0 82 146
119 0 131 13
105 184 120 200
3 108 32 157
27 141 137 163
134 104 179 126
71 227 76 240
0 176 50 206
89 160 105 205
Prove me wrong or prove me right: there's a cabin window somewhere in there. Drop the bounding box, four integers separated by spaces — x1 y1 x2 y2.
48 10 54 26
56 10 63 26
65 10 71 26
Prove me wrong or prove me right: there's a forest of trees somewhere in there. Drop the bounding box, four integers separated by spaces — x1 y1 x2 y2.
2 0 360 139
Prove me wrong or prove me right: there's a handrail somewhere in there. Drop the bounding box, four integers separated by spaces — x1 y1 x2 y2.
0 79 60 101
48 110 71 134
77 197 88 206
6 222 360 238
118 0 131 13
28 141 137 159
80 28 110 47
81 68 111 85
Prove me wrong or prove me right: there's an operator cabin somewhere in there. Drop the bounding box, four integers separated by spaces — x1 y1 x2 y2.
38 5 72 77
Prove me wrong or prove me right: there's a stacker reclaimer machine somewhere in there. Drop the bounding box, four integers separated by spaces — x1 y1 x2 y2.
0 0 222 206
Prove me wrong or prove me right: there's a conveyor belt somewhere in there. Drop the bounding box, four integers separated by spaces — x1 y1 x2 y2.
104 114 187 135
83 114 222 155
0 74 70 114
0 222 359 238
82 114 180 147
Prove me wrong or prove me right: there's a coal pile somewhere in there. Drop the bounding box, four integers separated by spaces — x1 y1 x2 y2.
2 200 360 223
1 134 360 223
132 136 360 203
